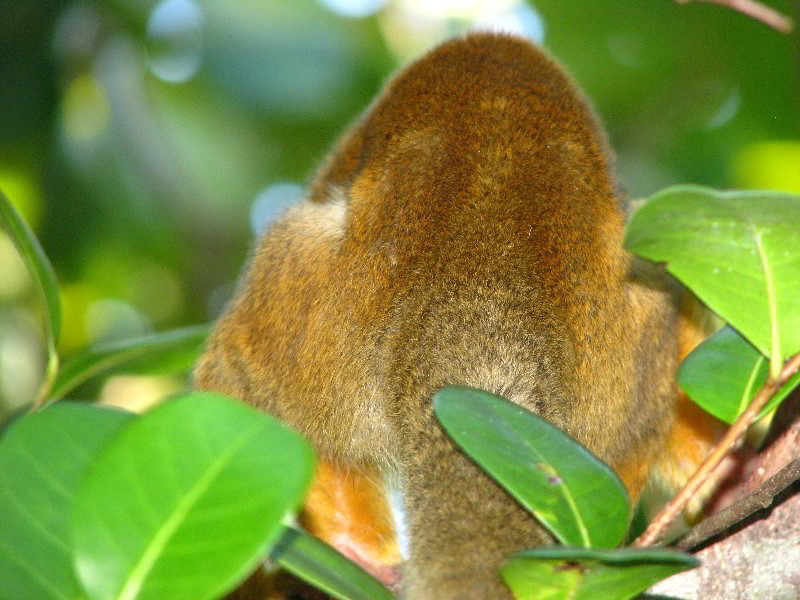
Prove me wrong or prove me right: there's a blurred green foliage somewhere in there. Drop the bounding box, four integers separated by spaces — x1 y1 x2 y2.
1 0 798 411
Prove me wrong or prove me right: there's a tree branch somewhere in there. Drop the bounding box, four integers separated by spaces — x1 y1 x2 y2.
675 0 794 33
634 351 800 547
646 486 800 598
677 459 800 551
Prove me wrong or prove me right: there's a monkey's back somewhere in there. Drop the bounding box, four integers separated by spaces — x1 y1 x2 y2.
195 33 678 599
198 33 675 469
329 34 642 448
323 33 624 296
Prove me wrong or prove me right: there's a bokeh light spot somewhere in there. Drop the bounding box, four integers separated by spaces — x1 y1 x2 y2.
250 183 306 236
606 33 644 69
86 299 151 346
731 141 800 194
0 170 41 228
318 0 389 18
62 74 111 141
0 312 45 409
100 374 183 413
0 235 31 299
401 0 516 19
147 0 205 84
380 0 543 61
706 89 741 130
473 2 545 43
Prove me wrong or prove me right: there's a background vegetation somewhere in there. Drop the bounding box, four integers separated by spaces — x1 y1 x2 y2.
2 2 799 599
1 0 799 413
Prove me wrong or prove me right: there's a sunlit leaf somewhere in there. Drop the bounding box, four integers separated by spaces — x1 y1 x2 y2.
434 387 629 548
679 325 800 424
625 185 800 376
0 403 133 600
72 392 314 600
271 527 394 600
50 324 211 402
501 547 698 600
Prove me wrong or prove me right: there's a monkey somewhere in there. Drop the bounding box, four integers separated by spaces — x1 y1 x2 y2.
193 32 723 599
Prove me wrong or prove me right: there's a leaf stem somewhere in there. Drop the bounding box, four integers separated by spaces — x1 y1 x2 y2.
33 348 59 409
633 351 800 547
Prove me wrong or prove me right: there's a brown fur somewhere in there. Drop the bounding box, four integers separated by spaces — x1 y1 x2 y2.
194 33 683 598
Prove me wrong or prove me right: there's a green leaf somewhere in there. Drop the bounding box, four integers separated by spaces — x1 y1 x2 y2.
71 392 315 600
0 403 134 600
50 325 211 402
271 527 395 600
624 185 800 376
0 188 61 344
678 325 800 424
501 547 698 600
0 188 62 397
434 387 629 548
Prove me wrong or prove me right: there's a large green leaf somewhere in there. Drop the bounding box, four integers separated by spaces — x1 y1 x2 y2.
679 325 800 424
50 325 211 402
0 188 62 395
271 527 395 600
501 547 698 600
434 387 629 548
624 185 800 376
0 403 133 600
71 392 314 600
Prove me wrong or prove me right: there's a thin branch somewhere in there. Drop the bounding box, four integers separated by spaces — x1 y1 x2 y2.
675 0 795 33
677 459 800 550
634 351 800 547
649 489 800 596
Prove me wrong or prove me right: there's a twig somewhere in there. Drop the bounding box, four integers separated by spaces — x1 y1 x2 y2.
649 489 800 596
676 459 800 550
33 350 59 409
634 351 800 547
675 0 795 33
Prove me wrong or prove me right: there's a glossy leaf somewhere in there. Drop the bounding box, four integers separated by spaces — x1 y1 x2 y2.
501 547 698 600
50 324 211 402
271 527 395 600
0 403 133 600
434 386 629 548
0 188 61 400
72 392 314 600
0 188 62 345
625 186 800 376
679 326 800 424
